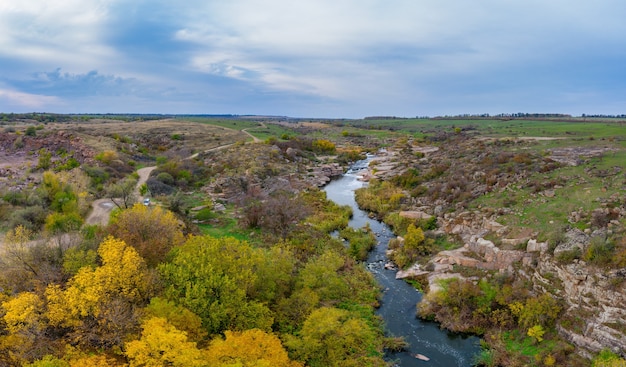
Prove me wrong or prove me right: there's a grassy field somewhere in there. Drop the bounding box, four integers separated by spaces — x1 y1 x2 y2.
349 118 626 141
181 117 261 131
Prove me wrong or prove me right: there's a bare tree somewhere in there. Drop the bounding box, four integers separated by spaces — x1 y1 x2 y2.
106 176 138 209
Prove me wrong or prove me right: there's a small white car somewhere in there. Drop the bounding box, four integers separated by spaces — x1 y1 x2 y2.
143 198 151 206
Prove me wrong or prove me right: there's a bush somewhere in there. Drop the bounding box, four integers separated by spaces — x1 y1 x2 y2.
95 150 117 164
583 237 614 266
312 139 336 153
9 206 48 231
156 172 175 185
556 247 581 264
25 126 37 136
340 225 376 261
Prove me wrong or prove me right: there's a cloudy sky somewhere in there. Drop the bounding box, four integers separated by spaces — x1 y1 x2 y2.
0 1 624 118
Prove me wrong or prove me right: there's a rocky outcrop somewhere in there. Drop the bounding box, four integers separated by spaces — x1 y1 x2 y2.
399 211 433 221
307 163 344 186
532 258 626 357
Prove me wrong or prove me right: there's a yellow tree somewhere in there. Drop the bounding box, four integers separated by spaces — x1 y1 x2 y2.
206 329 303 367
125 317 206 367
143 297 207 342
2 292 44 333
108 203 185 267
46 236 152 347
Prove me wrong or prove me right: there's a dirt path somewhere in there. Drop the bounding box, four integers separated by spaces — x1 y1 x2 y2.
85 166 157 226
84 121 264 226
85 140 237 226
242 122 265 142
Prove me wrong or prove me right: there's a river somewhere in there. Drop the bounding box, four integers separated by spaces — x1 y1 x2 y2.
323 157 480 367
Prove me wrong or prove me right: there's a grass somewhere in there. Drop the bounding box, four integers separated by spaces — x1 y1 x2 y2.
349 118 626 141
195 205 257 242
502 330 559 366
471 146 626 236
198 218 254 242
247 124 298 141
182 117 260 131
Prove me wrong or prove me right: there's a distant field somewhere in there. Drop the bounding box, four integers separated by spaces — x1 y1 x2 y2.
348 118 626 141
181 117 261 131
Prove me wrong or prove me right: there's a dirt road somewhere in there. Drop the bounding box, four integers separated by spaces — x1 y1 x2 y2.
84 123 260 226
85 166 157 226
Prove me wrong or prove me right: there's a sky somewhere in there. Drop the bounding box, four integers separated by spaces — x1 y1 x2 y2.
0 1 625 118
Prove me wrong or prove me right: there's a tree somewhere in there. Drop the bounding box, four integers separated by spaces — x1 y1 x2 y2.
144 297 207 342
262 191 311 239
1 225 66 291
527 325 545 343
390 224 431 268
159 235 273 335
45 212 83 234
46 236 151 345
106 176 137 209
2 292 44 334
36 149 52 170
125 317 206 367
206 329 303 367
510 293 561 329
285 307 384 367
107 203 185 267
239 190 310 239
296 250 349 303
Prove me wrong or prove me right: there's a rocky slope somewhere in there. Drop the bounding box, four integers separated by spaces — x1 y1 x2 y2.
368 136 626 358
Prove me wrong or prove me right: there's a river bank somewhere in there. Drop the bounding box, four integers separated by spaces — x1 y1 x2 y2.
323 158 480 367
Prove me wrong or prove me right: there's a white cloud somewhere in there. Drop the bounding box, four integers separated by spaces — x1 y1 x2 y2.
0 88 61 109
0 0 119 72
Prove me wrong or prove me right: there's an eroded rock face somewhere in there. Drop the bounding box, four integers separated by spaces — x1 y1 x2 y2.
414 212 626 357
534 258 626 357
554 228 589 257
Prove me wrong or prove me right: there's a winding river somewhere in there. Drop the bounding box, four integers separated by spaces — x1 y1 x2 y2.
323 157 480 367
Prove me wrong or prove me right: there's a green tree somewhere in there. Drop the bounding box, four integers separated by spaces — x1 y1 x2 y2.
286 307 384 367
37 149 52 170
105 176 137 209
159 235 273 335
296 250 349 303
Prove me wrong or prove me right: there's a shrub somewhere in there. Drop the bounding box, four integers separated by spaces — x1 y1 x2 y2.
25 126 37 136
9 206 48 231
156 172 175 185
95 150 117 164
312 139 336 153
583 237 614 266
556 247 581 264
340 225 376 261
55 157 80 171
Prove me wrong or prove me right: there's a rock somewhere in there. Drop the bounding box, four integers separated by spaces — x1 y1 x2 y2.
501 237 530 247
527 239 548 253
554 228 589 257
396 263 428 279
399 211 433 221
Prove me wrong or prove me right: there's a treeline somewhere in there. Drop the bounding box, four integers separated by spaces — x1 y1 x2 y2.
0 183 393 366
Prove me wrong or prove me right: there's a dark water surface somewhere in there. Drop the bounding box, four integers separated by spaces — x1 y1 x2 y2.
323 158 480 367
